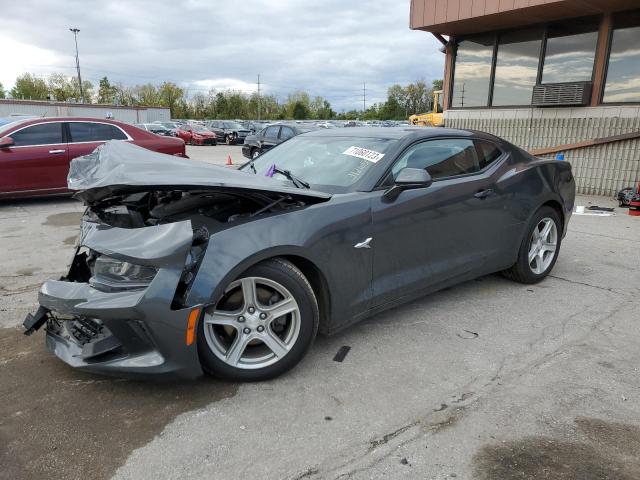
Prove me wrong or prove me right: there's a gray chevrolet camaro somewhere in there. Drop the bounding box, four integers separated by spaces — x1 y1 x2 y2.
24 127 575 381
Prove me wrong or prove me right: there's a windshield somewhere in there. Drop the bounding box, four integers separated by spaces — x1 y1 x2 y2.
240 135 398 192
224 122 243 129
193 126 210 133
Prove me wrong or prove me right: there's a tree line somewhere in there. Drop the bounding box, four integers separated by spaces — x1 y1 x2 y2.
1 73 442 121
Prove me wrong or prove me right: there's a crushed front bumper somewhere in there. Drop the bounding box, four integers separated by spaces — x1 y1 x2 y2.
25 219 205 380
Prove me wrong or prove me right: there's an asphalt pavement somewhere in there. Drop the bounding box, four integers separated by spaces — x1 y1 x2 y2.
1 155 639 480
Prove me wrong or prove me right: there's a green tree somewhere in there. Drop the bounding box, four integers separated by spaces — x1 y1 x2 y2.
10 73 49 100
0 82 5 99
135 83 160 106
292 101 310 119
114 83 136 106
97 76 117 104
190 92 209 119
285 91 310 118
158 82 185 117
214 92 228 119
47 74 93 102
432 79 443 91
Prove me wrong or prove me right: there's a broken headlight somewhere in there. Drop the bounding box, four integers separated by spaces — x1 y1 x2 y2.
90 255 157 290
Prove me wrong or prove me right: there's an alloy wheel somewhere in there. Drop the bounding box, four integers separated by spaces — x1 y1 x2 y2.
528 217 557 274
203 277 301 369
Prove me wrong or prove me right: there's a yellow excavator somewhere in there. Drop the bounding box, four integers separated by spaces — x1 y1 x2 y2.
409 90 444 127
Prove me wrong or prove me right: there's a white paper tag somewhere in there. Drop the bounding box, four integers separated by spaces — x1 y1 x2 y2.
342 146 385 163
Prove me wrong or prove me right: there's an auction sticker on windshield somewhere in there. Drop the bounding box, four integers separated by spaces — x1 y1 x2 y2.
342 146 385 163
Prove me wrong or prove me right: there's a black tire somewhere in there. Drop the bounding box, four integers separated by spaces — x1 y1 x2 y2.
225 135 232 145
251 148 260 159
502 206 562 284
198 258 319 381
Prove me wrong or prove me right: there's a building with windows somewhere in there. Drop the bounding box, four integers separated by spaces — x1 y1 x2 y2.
410 0 640 195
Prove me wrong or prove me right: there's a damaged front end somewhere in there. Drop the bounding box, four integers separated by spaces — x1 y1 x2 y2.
24 141 330 379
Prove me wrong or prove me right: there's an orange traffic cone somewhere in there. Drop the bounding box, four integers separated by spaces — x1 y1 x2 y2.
226 154 233 166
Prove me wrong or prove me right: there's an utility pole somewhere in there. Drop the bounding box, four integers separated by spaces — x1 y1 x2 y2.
69 28 84 103
257 74 261 121
363 82 366 112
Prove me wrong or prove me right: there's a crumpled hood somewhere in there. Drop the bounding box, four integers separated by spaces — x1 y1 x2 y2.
68 141 331 203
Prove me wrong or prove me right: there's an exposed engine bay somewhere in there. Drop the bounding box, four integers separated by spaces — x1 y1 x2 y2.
84 188 312 230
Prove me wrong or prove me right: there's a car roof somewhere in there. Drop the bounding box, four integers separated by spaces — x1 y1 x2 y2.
299 126 476 139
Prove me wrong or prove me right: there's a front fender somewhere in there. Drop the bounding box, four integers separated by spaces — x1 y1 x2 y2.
185 194 373 330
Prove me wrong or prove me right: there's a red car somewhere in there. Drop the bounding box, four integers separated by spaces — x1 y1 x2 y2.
0 117 187 199
176 125 217 146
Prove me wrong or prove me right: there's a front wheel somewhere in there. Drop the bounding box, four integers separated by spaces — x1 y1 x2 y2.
251 148 261 159
198 258 319 381
503 206 562 284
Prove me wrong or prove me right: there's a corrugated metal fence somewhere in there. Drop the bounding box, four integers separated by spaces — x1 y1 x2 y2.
445 106 640 196
0 100 170 125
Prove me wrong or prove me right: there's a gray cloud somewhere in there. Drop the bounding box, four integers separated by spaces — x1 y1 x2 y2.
2 0 444 111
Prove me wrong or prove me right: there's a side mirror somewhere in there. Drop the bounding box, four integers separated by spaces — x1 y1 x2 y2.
0 136 15 149
383 167 432 202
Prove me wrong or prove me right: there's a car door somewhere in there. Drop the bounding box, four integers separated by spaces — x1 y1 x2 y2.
261 126 281 151
370 137 511 307
66 121 129 162
0 121 68 194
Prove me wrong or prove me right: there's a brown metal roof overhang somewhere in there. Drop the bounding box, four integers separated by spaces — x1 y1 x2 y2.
410 0 639 36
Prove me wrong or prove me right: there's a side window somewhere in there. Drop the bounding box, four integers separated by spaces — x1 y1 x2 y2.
475 140 502 170
280 127 294 140
10 123 63 146
265 126 280 139
68 122 126 142
391 139 479 180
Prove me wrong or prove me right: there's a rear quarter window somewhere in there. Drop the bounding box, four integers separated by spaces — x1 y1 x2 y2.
475 140 503 170
69 122 127 142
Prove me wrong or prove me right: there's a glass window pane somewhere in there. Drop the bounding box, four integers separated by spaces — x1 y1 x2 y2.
542 18 599 84
492 29 542 106
451 34 494 107
69 122 126 142
280 127 294 140
11 123 63 146
392 139 479 180
603 25 640 103
265 126 280 138
475 141 502 170
543 33 597 83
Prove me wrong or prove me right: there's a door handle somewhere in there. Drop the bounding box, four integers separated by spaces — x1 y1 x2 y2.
48 149 66 154
474 188 494 199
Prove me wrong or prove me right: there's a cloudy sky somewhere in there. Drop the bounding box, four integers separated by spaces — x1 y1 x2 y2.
1 0 444 111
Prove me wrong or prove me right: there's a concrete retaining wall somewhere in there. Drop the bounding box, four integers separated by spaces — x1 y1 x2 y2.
445 106 640 196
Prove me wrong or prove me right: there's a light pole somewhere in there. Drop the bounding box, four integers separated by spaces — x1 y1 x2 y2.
69 28 84 103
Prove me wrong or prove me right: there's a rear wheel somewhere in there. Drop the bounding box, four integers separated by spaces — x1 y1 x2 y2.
198 258 319 381
503 206 561 284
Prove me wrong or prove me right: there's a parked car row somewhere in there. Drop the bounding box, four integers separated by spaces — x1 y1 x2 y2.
242 123 316 159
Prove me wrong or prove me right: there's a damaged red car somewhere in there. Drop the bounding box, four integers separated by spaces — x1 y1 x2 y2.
176 125 217 146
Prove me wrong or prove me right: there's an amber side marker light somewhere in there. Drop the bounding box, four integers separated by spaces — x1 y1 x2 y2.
185 307 201 346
